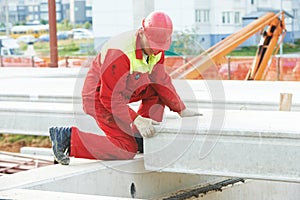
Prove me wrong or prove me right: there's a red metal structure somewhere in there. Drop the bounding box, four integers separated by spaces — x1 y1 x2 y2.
48 0 58 68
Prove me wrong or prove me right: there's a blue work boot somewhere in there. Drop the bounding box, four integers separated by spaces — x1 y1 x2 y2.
49 127 71 165
134 133 144 154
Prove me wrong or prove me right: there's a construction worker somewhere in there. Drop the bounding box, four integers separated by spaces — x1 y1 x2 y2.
49 11 202 165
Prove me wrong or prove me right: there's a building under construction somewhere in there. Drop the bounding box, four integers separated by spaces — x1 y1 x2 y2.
0 1 299 199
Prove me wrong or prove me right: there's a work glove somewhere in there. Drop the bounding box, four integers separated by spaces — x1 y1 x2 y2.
179 108 203 118
133 115 160 138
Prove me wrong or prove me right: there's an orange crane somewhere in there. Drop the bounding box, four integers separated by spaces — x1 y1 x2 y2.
170 12 286 80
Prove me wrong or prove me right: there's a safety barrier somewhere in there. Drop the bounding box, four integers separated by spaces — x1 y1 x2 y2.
1 54 300 81
0 55 47 67
165 56 300 81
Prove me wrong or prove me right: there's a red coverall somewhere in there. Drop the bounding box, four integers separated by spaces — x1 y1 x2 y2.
69 32 186 160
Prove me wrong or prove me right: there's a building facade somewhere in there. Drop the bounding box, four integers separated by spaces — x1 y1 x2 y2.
0 0 92 27
92 0 300 49
92 0 154 48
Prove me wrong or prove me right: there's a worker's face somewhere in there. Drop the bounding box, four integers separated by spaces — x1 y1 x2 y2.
140 33 161 55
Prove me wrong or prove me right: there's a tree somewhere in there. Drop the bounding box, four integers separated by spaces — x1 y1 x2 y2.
57 19 73 31
172 25 205 56
62 19 72 29
40 19 48 25
83 21 91 30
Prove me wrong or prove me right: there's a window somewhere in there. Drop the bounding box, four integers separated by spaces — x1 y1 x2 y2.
2 49 9 56
234 12 240 24
27 15 34 21
195 9 200 22
195 9 210 23
86 10 92 18
222 12 231 24
10 5 17 11
40 13 49 20
293 9 298 20
56 3 61 11
40 4 48 12
56 13 61 21
203 10 210 23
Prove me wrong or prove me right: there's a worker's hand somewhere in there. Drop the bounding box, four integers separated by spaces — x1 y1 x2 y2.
133 115 160 138
179 108 203 118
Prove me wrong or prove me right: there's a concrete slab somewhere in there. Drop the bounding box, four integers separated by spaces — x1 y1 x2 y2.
0 101 105 135
0 67 82 78
0 78 77 103
20 147 53 156
1 73 300 137
0 189 140 200
172 80 300 111
144 110 300 183
197 180 300 200
160 179 300 200
1 67 300 111
0 156 219 199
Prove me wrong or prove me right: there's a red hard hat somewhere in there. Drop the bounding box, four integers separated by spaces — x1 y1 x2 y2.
142 11 173 50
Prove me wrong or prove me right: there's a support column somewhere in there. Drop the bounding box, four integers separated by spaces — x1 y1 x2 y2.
48 0 58 68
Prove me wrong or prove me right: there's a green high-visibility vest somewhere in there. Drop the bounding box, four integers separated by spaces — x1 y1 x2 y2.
100 31 162 74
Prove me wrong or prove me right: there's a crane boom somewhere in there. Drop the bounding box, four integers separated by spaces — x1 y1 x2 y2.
246 13 285 80
170 12 286 80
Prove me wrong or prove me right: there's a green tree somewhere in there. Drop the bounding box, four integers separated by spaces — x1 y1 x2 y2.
172 25 204 56
57 19 73 31
62 19 72 29
62 19 69 26
14 21 26 26
40 19 48 25
83 21 91 30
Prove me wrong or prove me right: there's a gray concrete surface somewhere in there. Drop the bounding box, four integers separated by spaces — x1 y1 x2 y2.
144 110 300 183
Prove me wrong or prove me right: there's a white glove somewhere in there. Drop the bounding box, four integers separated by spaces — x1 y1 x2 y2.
179 108 203 118
133 115 160 138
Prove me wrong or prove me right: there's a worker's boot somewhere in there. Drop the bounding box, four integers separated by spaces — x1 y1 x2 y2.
49 127 71 165
134 133 144 153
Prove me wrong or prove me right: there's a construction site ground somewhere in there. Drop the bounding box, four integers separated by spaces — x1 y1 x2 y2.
0 134 51 153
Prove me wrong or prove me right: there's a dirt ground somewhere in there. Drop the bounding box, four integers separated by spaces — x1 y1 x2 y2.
0 134 51 153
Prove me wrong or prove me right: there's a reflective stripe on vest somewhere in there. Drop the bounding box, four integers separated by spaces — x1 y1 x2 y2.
100 31 162 74
127 49 162 74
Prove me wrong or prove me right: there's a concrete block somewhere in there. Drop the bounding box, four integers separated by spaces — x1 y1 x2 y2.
0 189 140 200
144 110 300 183
0 156 218 199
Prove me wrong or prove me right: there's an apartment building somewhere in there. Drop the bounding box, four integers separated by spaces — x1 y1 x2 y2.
93 0 300 49
0 0 92 26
